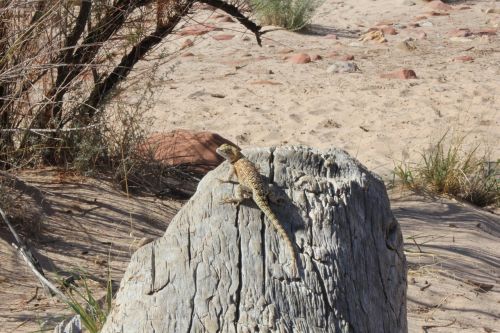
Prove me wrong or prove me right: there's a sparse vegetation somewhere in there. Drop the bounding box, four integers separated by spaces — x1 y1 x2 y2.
394 133 499 208
249 0 324 30
64 271 113 333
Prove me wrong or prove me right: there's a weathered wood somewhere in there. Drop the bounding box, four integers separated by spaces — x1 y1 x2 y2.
101 146 407 332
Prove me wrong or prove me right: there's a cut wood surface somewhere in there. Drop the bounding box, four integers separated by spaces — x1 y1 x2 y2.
101 146 407 332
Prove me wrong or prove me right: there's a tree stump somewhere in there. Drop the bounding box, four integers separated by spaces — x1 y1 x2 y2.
101 146 407 333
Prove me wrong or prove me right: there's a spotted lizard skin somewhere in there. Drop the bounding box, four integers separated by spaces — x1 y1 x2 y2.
216 144 298 277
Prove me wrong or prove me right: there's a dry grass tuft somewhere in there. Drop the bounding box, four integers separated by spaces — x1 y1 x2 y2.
394 133 499 208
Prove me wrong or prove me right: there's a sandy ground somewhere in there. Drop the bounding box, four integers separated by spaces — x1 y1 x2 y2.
135 0 500 179
1 0 499 332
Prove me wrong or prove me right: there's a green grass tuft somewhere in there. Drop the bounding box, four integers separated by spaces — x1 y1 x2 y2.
394 133 499 208
64 270 113 333
250 0 324 30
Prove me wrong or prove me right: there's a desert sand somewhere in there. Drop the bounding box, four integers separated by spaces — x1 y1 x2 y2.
1 0 499 332
134 0 500 180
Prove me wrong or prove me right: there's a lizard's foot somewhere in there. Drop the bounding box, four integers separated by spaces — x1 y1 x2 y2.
220 196 243 206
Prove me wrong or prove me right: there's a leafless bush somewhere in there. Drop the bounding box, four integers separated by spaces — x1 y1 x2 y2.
0 0 261 171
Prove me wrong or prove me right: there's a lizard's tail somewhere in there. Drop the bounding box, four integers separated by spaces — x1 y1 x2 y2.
254 195 298 277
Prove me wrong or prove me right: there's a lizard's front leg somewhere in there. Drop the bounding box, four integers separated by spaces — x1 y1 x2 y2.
221 185 252 207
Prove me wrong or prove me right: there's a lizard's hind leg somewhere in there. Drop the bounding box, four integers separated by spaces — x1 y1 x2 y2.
221 185 252 207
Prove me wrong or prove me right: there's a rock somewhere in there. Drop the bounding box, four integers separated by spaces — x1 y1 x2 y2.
136 130 236 174
288 53 311 64
359 30 387 43
420 21 434 27
380 26 398 35
426 11 450 16
403 0 416 5
447 28 471 37
181 52 194 57
427 0 453 11
100 146 408 333
311 54 323 61
338 54 355 61
408 22 420 28
453 55 474 62
180 24 218 36
180 38 194 49
326 61 360 73
394 23 407 29
381 69 418 79
414 15 428 21
213 34 235 41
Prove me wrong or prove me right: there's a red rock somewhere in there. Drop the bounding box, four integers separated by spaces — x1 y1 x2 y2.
311 54 323 61
427 0 453 11
181 52 194 57
136 130 236 174
181 39 194 49
380 69 418 79
426 11 450 16
180 24 217 36
447 28 471 37
218 16 234 23
380 26 398 35
474 28 497 36
339 54 355 61
213 34 235 41
324 34 338 39
453 55 474 62
288 53 311 64
459 6 471 10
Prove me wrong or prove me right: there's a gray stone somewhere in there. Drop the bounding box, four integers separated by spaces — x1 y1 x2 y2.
326 61 360 74
101 146 407 333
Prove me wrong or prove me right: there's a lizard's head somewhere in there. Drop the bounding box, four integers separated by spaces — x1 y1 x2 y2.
216 143 242 163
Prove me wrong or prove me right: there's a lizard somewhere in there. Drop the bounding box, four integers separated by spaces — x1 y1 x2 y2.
216 143 298 277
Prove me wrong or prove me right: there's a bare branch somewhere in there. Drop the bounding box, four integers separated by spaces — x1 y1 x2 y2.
197 0 262 45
